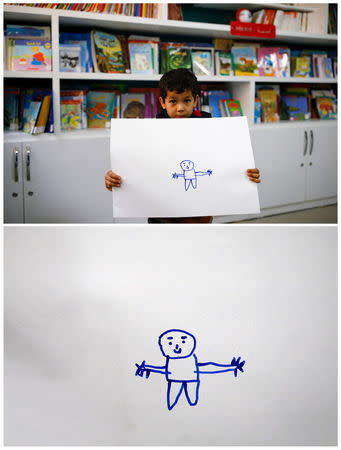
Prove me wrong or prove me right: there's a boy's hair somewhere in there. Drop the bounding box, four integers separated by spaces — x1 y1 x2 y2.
159 68 199 100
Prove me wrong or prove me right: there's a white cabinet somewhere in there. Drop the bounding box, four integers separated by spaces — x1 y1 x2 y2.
4 143 24 223
253 122 337 209
4 136 113 223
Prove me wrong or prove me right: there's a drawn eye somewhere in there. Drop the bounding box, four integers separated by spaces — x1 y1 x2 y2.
169 342 172 345
182 340 185 343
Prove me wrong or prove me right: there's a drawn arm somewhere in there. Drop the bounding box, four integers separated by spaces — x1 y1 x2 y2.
196 357 245 377
172 173 184 179
135 360 168 378
195 169 213 177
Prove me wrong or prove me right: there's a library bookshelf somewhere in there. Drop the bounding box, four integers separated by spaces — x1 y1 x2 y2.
3 4 337 223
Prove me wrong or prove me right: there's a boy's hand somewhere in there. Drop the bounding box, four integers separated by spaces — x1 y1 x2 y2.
246 168 261 183
105 170 122 191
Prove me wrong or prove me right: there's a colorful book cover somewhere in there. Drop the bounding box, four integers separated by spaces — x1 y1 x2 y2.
258 89 279 122
231 46 259 76
12 40 52 71
91 31 126 73
292 56 311 77
167 47 192 71
60 31 93 72
120 93 146 118
257 47 280 76
215 51 234 75
33 95 52 134
208 90 231 117
315 97 337 119
129 42 154 74
23 101 41 133
60 100 82 130
62 40 89 72
4 88 20 131
61 90 87 128
59 44 81 72
87 91 116 127
191 50 213 76
278 48 291 77
6 24 51 39
224 99 243 117
254 98 262 123
281 96 309 120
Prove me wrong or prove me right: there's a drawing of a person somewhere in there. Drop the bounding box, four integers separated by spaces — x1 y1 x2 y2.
172 160 212 191
135 329 245 410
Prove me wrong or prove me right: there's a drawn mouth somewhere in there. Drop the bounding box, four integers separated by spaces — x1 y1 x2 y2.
173 348 182 354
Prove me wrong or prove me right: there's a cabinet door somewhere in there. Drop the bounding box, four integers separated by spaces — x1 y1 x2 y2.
23 137 113 223
253 127 307 208
4 143 24 223
306 123 337 201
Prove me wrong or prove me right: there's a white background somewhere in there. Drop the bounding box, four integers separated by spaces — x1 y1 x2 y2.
111 117 260 217
4 226 337 445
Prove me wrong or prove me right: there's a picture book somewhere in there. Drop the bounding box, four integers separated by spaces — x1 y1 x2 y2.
4 87 20 131
59 44 81 72
215 51 234 76
60 90 87 128
87 91 116 127
60 31 93 72
224 99 243 117
120 93 146 118
254 98 262 124
231 46 259 76
23 101 41 133
60 100 82 130
258 89 279 122
257 47 280 77
61 40 89 72
21 88 52 132
128 87 161 117
128 35 159 74
33 94 52 134
91 31 127 73
315 97 337 119
167 47 192 71
45 96 54 133
281 96 309 121
5 24 51 39
278 48 291 77
292 56 311 77
191 50 213 76
12 40 52 71
208 90 231 117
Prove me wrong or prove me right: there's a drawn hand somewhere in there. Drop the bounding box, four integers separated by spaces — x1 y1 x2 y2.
135 360 151 379
230 356 245 377
172 173 178 179
207 169 213 176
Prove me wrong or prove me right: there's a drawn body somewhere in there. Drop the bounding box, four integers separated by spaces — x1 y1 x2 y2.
135 329 245 410
172 160 213 191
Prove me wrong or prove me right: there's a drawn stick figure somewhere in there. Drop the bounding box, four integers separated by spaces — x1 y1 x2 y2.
135 329 245 411
172 160 213 191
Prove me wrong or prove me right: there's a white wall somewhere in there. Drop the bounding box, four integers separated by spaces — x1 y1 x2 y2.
4 226 337 445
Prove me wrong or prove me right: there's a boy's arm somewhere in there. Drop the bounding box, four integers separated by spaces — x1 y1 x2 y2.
196 357 245 377
172 173 184 179
195 170 213 176
135 360 168 378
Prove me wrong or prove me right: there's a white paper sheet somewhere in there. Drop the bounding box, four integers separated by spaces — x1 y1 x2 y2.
110 117 260 218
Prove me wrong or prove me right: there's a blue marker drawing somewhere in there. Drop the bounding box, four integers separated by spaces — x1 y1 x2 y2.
172 160 213 191
135 329 245 411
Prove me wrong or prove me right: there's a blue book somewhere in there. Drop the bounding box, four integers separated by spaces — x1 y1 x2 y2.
208 90 231 117
60 31 93 72
281 96 309 121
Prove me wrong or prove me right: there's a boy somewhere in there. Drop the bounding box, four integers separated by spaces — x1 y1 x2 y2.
105 68 260 223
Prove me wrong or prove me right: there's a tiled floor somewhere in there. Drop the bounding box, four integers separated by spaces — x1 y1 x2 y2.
235 204 337 224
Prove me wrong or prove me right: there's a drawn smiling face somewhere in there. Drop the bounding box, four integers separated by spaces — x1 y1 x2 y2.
180 160 194 171
158 329 196 359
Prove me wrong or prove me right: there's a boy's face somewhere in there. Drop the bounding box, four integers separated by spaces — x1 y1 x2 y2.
159 90 199 118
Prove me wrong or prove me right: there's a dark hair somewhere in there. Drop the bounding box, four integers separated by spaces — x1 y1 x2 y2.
159 68 199 100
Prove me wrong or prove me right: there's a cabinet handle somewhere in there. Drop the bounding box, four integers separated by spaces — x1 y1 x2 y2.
13 148 19 182
303 131 308 156
309 130 314 155
26 147 31 181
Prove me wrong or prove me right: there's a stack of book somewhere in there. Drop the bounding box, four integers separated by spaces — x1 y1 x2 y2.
4 25 52 71
160 42 214 76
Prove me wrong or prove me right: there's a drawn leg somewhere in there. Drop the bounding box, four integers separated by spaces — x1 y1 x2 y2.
184 381 200 406
185 179 191 191
190 178 197 189
167 381 184 410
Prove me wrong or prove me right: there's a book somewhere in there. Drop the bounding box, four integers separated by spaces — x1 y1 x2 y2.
231 46 259 76
120 93 147 118
5 24 51 39
23 101 42 133
60 31 93 72
257 47 280 77
223 99 243 117
4 87 20 131
258 89 279 122
278 48 291 77
254 98 262 124
167 47 192 71
291 56 311 77
87 91 116 127
215 51 234 76
59 44 82 72
60 100 82 130
91 31 128 73
33 94 52 133
11 39 52 71
128 35 159 74
191 50 213 76
207 90 231 117
60 90 87 128
281 95 309 121
315 97 337 119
